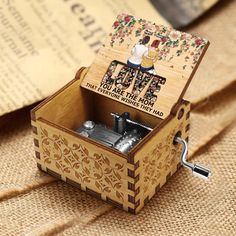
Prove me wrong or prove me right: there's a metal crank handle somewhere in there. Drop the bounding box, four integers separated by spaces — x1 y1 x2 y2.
174 136 212 180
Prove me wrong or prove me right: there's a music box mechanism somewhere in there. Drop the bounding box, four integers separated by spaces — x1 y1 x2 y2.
31 14 211 213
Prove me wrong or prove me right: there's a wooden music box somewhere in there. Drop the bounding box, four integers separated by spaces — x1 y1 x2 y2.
31 14 211 213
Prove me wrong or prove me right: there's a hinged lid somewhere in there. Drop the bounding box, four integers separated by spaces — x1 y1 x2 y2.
81 14 209 119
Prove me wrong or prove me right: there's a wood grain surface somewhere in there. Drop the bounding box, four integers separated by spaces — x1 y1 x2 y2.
81 14 209 119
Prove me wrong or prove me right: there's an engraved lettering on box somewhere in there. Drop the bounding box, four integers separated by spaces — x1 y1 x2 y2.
98 61 167 115
81 14 209 119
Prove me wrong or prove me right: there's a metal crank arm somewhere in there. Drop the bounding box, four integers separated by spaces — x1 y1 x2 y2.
174 136 211 180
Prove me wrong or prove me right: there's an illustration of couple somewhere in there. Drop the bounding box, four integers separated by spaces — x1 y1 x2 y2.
127 36 160 74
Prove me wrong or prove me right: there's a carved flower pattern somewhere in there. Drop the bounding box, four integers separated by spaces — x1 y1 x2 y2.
40 128 125 201
142 125 183 193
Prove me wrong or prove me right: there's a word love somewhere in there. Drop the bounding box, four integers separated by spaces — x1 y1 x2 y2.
100 61 166 103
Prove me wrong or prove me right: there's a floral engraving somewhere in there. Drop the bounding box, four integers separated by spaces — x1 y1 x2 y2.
40 128 125 201
142 126 183 194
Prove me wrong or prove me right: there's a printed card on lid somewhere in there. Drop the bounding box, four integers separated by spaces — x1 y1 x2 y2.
81 14 209 119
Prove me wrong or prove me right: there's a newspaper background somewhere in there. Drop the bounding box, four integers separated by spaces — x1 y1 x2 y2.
0 0 168 117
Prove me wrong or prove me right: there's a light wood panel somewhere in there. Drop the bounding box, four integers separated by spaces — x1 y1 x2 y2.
31 67 191 213
81 14 209 119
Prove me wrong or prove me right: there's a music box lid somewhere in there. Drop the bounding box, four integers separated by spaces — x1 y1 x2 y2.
81 14 209 119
